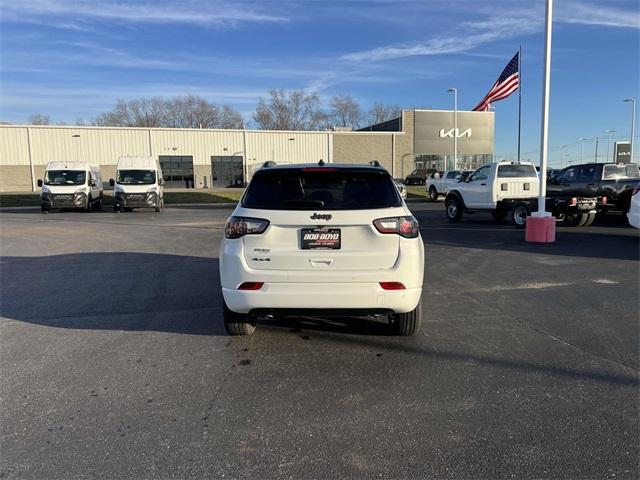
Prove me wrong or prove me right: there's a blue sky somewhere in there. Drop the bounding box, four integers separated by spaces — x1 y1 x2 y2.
1 0 638 165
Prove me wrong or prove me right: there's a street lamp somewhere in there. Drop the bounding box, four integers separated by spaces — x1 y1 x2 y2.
603 129 616 162
578 137 588 163
624 98 636 163
447 88 458 170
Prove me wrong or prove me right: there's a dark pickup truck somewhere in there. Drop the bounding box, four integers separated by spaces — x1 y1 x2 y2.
547 162 640 214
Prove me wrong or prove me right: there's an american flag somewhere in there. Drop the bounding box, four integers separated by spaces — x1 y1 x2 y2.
472 52 520 112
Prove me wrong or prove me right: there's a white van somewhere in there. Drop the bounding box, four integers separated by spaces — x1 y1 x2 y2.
38 161 103 212
110 156 164 212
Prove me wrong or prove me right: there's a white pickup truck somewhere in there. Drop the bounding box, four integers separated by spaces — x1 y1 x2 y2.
444 161 601 227
425 170 472 201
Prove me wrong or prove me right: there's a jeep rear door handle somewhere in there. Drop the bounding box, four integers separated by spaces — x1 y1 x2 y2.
481 183 486 186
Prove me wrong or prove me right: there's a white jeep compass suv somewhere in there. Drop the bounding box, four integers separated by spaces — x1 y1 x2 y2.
219 161 425 336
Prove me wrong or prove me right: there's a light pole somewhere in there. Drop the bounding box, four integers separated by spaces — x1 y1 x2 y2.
579 137 588 163
603 129 616 162
560 144 567 168
624 98 636 163
447 88 458 170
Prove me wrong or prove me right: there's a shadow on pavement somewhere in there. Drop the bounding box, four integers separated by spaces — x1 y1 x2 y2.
0 253 226 336
415 210 639 261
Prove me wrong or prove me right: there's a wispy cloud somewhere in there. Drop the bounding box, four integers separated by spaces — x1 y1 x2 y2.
0 0 288 27
341 15 541 62
559 1 640 29
341 1 639 63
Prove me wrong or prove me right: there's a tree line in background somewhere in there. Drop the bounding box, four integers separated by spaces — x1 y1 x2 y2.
25 90 402 131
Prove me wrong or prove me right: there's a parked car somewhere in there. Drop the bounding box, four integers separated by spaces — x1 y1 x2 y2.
109 156 164 212
404 169 429 185
425 170 473 202
547 163 640 214
38 161 103 213
627 183 640 229
394 179 407 199
219 161 424 336
444 161 601 227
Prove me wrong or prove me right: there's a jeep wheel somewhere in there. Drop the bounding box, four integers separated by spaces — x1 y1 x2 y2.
392 300 422 336
428 187 438 202
223 300 256 336
445 196 463 222
511 204 529 228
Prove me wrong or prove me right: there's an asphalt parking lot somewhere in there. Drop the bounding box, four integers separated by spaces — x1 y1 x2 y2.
1 203 638 479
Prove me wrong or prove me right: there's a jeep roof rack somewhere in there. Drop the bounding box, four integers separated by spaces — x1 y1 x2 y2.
262 161 277 168
369 160 382 168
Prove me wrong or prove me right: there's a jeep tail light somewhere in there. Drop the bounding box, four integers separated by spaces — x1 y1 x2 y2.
570 197 577 206
380 282 406 290
373 216 419 238
601 196 607 204
238 282 264 290
225 216 269 239
632 184 640 196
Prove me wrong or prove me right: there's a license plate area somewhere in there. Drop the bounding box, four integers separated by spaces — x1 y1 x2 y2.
301 228 341 250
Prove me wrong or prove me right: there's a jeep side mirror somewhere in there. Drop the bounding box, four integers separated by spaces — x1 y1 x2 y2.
37 179 43 187
89 180 96 187
109 179 115 187
159 178 164 186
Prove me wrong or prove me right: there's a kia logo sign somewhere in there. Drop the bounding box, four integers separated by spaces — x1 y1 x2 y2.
439 128 472 139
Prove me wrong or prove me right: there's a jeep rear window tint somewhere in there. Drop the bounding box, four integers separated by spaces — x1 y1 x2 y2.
242 169 402 210
603 164 640 179
497 164 537 178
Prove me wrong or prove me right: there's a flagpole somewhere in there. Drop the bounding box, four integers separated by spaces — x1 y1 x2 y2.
517 44 522 164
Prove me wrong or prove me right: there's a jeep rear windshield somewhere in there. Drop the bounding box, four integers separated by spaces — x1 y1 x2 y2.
44 170 86 186
603 164 640 179
116 170 156 185
242 169 402 210
497 164 537 178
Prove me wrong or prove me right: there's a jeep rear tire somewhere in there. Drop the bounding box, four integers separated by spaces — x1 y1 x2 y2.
392 300 422 336
223 300 256 336
445 196 463 222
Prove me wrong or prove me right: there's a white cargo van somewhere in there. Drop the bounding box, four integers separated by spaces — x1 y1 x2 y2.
110 156 164 212
38 161 103 212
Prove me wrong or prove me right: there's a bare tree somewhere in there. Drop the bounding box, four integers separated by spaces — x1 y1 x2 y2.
93 97 168 127
366 102 402 125
252 89 325 130
93 95 244 129
166 95 220 128
28 113 51 125
329 95 362 129
220 105 244 129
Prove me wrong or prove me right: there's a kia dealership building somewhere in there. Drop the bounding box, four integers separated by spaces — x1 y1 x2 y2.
0 109 494 192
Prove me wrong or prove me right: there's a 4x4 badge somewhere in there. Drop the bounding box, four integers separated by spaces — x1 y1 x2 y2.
310 212 332 221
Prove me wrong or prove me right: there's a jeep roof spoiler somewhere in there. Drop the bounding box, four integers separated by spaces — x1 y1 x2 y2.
369 160 382 168
262 161 277 168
